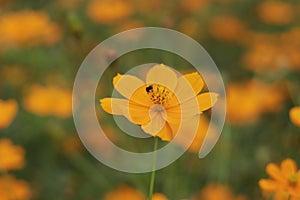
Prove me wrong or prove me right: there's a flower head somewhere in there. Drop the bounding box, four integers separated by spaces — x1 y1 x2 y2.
23 85 72 118
0 138 25 171
0 10 61 48
0 99 18 129
0 175 31 200
100 64 218 141
290 107 300 127
193 183 247 200
259 158 300 199
103 185 146 200
87 0 133 24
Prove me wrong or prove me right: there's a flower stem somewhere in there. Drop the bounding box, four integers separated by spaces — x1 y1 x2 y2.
148 137 159 200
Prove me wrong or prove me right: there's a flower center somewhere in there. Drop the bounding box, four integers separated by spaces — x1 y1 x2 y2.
146 84 172 104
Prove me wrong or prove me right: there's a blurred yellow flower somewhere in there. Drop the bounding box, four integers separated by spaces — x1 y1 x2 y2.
23 85 72 118
226 80 285 124
0 99 18 129
180 0 209 13
242 31 300 72
103 185 146 200
0 139 25 171
152 193 168 200
193 183 247 200
290 107 300 127
257 1 294 25
209 16 246 42
259 158 300 199
0 10 61 48
100 64 218 141
0 175 31 200
87 0 133 24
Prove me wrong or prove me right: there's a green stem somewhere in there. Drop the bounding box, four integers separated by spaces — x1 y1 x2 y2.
148 137 159 200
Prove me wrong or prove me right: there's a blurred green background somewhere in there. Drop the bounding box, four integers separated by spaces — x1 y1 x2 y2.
0 0 300 199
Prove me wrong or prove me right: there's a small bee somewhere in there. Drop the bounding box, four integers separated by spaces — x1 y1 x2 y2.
146 85 153 93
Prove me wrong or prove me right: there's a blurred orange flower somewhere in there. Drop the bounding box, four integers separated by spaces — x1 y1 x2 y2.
226 80 286 124
290 107 300 128
178 18 200 38
0 175 31 200
242 30 300 72
23 85 72 118
87 0 133 24
0 10 61 48
180 0 209 13
209 16 246 42
259 158 300 199
0 99 18 129
152 193 168 200
100 64 218 141
0 139 25 171
103 185 146 200
192 183 246 200
257 1 294 25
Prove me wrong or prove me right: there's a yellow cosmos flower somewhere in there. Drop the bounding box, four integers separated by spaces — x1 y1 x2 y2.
259 158 300 199
290 107 300 127
87 0 133 25
103 185 146 200
0 99 18 129
152 193 169 200
0 139 25 171
0 10 61 47
193 183 247 200
0 175 31 200
100 64 218 141
23 85 72 118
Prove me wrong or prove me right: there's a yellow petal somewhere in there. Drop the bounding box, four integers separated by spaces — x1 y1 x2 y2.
183 72 204 95
170 74 199 105
266 163 286 182
141 105 166 136
281 158 297 178
146 64 178 92
156 122 173 141
100 98 129 115
113 73 145 99
259 179 278 191
128 101 151 125
197 92 219 111
100 98 150 125
289 106 300 127
129 85 154 107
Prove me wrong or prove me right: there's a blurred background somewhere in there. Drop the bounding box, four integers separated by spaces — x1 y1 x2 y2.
0 0 300 199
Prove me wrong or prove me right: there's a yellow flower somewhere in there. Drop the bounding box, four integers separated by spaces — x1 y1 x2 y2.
0 175 31 200
0 99 18 129
209 16 246 43
259 158 300 199
0 139 25 171
0 10 61 48
103 185 146 200
152 193 168 200
87 0 133 25
193 183 247 200
23 85 72 118
226 80 285 124
100 64 218 141
257 1 294 25
290 107 300 127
